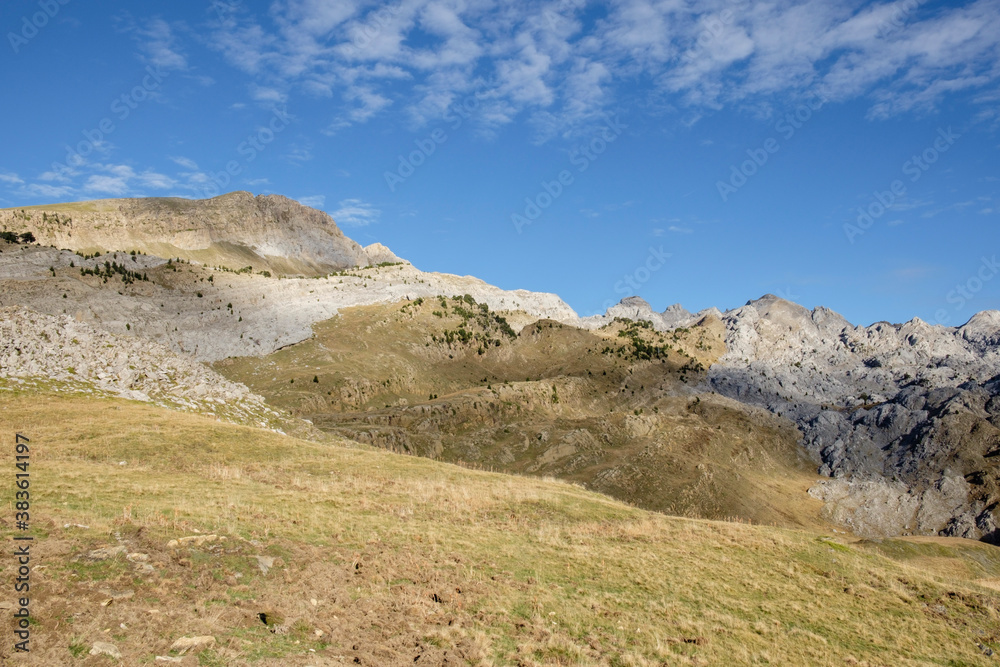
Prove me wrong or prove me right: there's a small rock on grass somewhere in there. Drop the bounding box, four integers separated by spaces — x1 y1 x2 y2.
167 534 219 549
98 589 134 601
254 555 275 575
84 545 126 561
90 641 122 659
169 635 216 654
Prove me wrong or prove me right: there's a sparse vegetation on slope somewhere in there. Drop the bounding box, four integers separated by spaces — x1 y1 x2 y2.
1 387 999 665
216 299 825 530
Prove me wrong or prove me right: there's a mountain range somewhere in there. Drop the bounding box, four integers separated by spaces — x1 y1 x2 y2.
4 192 1000 664
3 192 999 544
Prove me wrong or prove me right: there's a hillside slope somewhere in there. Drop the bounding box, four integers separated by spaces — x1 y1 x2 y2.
1 385 999 665
215 298 827 530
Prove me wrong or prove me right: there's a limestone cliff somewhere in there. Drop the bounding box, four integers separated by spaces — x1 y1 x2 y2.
0 191 370 274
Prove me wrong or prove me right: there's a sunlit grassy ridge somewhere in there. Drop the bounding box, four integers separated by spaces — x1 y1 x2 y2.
1 385 999 665
216 299 827 531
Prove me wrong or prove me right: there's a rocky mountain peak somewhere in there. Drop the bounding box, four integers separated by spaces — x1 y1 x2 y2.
741 293 814 323
0 191 379 275
363 242 406 266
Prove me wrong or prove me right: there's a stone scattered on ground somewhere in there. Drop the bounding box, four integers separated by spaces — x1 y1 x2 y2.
90 641 122 659
168 635 216 654
83 545 126 561
167 534 219 548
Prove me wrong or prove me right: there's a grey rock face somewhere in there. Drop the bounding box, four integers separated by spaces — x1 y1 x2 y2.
596 294 1000 542
0 244 578 363
705 296 1000 542
0 305 280 427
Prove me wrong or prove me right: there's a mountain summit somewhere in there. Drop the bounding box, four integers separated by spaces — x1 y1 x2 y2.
0 191 385 275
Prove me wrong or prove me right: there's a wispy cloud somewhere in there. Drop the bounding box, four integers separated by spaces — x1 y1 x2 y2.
196 0 1000 137
17 183 75 200
329 198 380 226
125 16 189 70
251 85 288 105
169 156 199 170
9 162 180 203
284 143 314 164
298 195 325 209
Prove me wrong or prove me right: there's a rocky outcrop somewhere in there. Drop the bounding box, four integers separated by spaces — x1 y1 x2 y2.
0 305 279 426
580 296 710 330
0 192 370 274
684 294 1000 542
363 242 406 266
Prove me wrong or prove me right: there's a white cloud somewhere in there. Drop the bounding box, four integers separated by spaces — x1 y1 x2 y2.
495 38 555 108
17 184 75 200
284 143 314 164
38 169 74 183
170 156 199 170
7 158 194 204
298 195 326 208
93 163 137 179
188 74 216 87
0 173 23 185
345 86 392 122
209 3 277 75
138 171 176 189
597 0 679 67
84 175 132 196
131 17 188 70
329 198 380 226
668 225 693 233
198 0 1000 138
251 85 288 104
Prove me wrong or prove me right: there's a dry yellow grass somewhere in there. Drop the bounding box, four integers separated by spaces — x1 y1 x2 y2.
1 384 999 665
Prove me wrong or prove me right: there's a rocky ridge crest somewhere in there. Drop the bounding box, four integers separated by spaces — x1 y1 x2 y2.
0 192 386 274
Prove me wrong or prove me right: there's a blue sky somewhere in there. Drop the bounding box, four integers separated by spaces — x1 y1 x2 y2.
2 0 999 326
